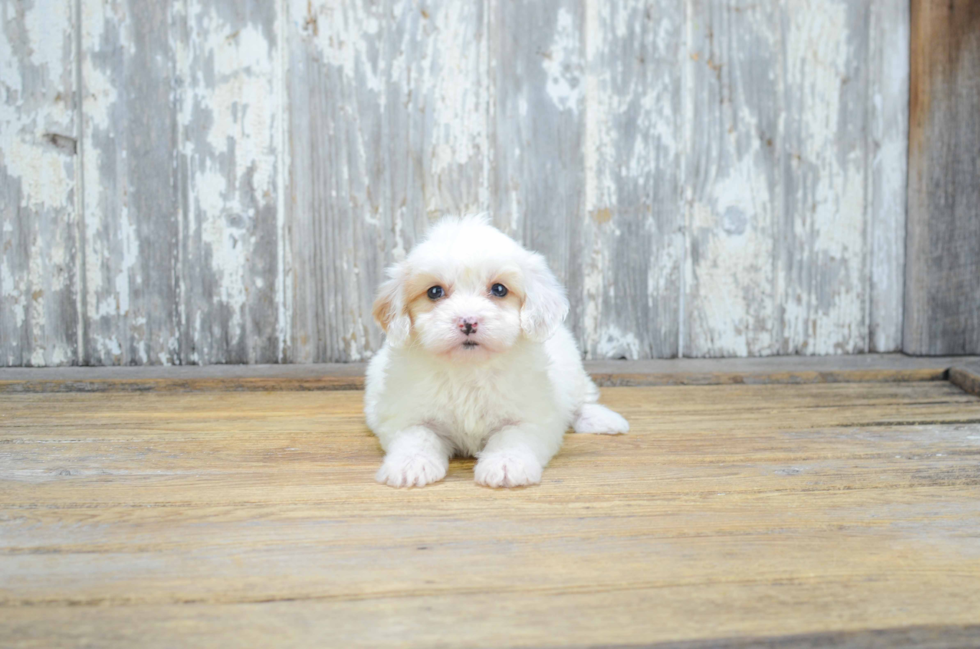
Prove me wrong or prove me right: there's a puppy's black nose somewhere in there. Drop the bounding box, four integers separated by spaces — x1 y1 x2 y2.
458 319 478 335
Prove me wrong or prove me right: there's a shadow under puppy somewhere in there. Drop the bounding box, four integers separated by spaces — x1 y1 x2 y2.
365 216 628 488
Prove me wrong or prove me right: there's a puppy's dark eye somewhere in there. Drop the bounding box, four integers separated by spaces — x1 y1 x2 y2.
490 283 508 298
427 286 445 300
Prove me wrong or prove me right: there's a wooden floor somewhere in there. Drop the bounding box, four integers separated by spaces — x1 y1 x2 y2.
3 370 980 647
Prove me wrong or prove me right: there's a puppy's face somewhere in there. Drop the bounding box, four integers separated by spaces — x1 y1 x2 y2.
402 265 524 361
373 217 569 362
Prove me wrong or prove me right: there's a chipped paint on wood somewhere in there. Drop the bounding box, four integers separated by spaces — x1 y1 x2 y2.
2 0 911 365
178 0 284 364
779 1 869 356
287 0 488 362
684 1 907 358
0 0 79 367
80 0 180 365
685 1 782 357
868 0 908 353
579 0 684 359
491 0 583 327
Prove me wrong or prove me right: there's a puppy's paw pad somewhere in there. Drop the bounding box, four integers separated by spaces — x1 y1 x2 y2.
376 453 447 488
474 449 542 488
573 403 629 435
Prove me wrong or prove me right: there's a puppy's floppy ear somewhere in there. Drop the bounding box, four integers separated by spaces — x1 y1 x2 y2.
372 264 411 347
520 252 570 342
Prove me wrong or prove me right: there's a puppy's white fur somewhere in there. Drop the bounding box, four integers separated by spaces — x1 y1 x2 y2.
365 216 628 489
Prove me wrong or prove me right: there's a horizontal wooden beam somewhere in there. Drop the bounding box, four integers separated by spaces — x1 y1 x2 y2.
2 354 979 394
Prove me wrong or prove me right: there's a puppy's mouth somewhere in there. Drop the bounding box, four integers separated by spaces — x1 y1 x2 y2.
461 341 479 349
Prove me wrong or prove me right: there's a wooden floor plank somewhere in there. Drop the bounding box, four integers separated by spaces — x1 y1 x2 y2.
950 361 980 398
2 354 979 393
2 383 980 647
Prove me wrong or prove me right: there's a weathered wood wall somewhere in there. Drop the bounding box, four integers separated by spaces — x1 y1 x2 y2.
1 0 910 366
905 0 980 355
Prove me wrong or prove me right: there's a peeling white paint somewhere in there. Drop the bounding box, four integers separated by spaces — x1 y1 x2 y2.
181 2 282 356
275 0 291 362
112 205 139 318
420 1 486 215
596 325 641 360
199 23 277 199
689 154 776 357
1 0 78 366
1 256 25 328
868 0 909 353
782 0 865 355
3 0 911 365
27 224 47 366
23 0 72 91
298 0 385 94
1 138 72 210
543 8 581 114
580 1 684 358
0 18 22 93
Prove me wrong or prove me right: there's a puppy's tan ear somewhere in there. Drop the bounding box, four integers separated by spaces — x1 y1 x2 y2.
520 252 569 342
372 264 411 347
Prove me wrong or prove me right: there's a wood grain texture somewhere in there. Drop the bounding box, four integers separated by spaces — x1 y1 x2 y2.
286 0 488 363
905 0 980 355
577 0 684 359
779 1 872 356
489 0 587 354
2 382 980 647
176 0 285 364
868 0 909 353
79 0 181 365
0 0 79 367
5 353 980 393
949 362 980 399
654 626 980 649
3 1 913 365
684 0 782 357
684 1 906 358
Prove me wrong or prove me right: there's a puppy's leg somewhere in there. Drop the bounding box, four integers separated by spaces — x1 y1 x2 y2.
376 426 452 488
475 424 559 488
572 403 629 435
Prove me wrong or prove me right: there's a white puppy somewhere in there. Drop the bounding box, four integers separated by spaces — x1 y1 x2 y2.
365 216 628 488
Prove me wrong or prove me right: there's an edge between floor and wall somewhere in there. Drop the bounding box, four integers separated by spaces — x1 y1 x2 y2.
1 354 978 397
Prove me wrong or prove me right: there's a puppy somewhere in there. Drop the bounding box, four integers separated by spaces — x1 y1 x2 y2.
365 215 629 488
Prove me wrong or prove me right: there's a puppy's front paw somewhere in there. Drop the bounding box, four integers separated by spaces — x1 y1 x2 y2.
376 452 447 488
573 403 629 435
474 447 542 488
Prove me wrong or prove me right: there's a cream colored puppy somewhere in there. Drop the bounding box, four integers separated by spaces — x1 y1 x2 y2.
365 216 628 488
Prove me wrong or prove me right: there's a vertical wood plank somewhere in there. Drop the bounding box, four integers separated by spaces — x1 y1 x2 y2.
177 0 284 364
905 0 980 355
778 0 871 355
80 0 180 365
578 1 683 359
287 0 396 364
386 1 489 224
286 0 487 362
684 1 891 358
684 0 782 357
490 0 584 346
0 0 79 366
867 0 908 353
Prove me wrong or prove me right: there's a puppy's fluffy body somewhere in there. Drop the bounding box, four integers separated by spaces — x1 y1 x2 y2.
365 216 628 488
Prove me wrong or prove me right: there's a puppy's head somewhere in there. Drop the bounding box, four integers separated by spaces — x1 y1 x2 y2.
372 215 569 361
